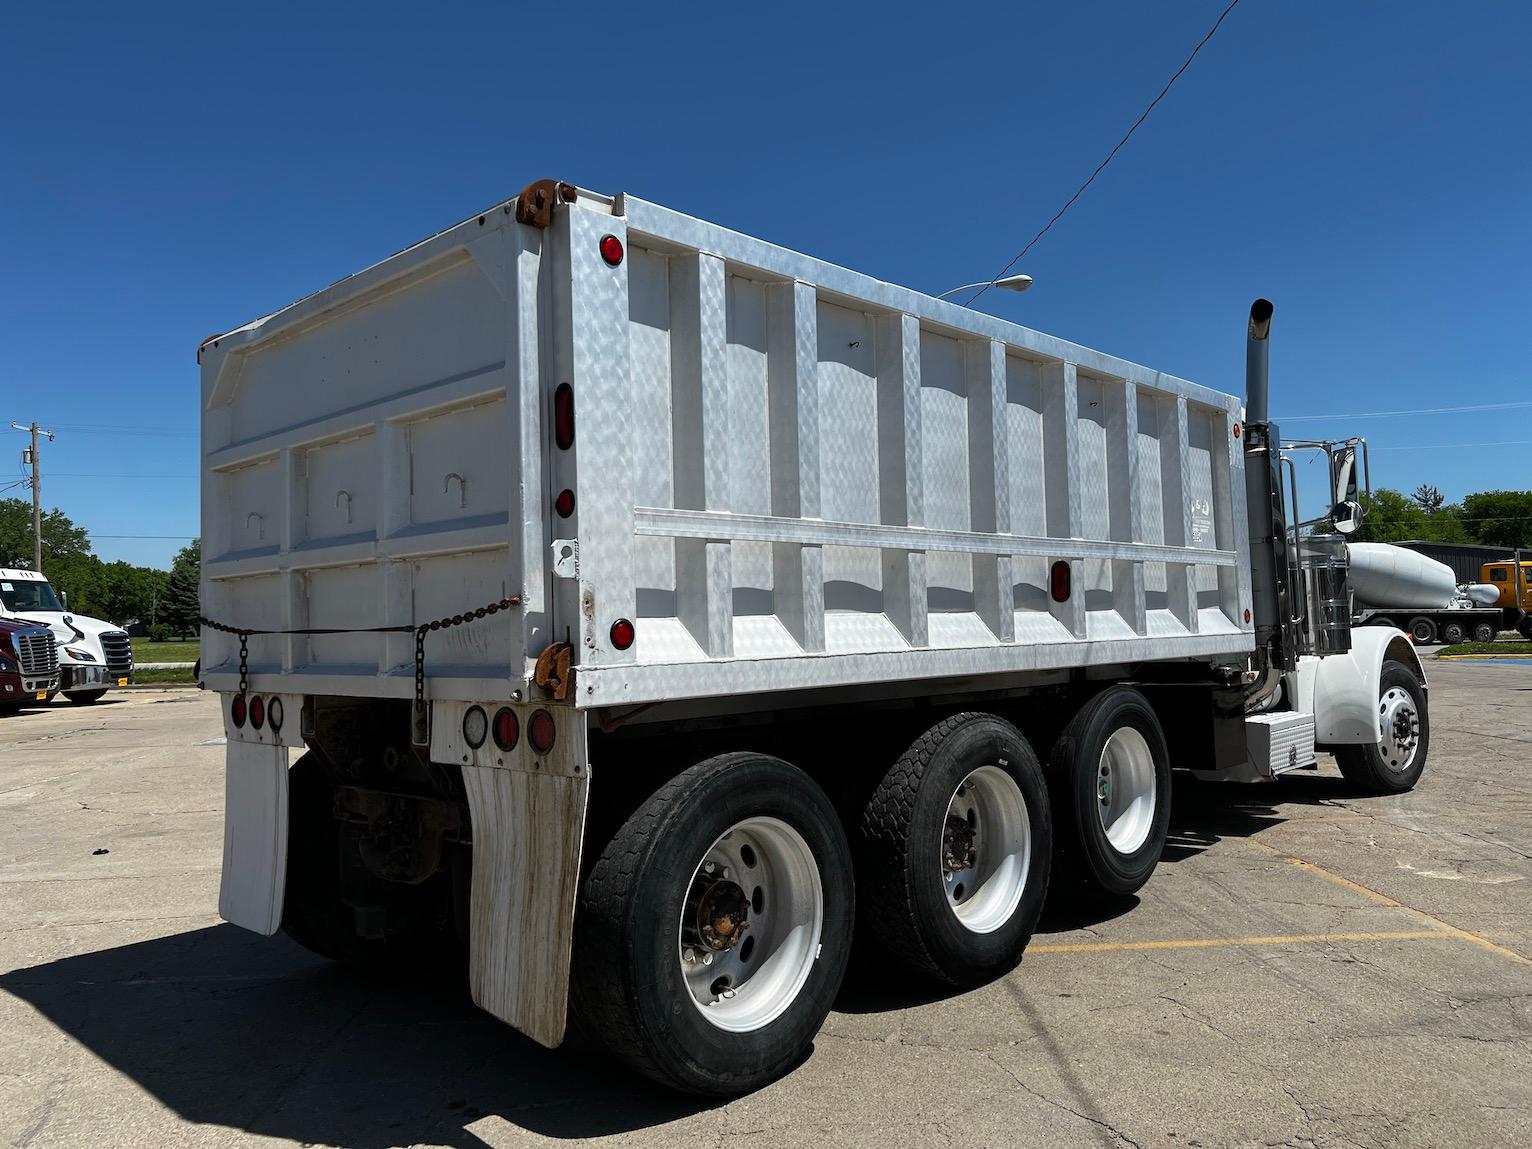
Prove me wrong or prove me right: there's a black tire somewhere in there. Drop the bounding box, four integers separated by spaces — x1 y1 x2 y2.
1439 621 1466 646
1333 660 1429 794
1517 616 1532 642
64 689 108 705
570 752 853 1096
1049 687 1172 897
1406 617 1437 645
1473 622 1497 644
281 753 441 965
0 703 21 717
855 713 1051 987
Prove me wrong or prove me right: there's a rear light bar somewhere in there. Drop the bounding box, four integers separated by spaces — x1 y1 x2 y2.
528 709 556 755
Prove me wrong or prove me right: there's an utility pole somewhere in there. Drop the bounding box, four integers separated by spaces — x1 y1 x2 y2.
10 422 56 573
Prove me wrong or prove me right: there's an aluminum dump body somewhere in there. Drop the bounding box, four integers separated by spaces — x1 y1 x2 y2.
199 186 1254 708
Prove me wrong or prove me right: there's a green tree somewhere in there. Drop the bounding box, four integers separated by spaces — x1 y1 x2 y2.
162 540 202 639
1347 488 1469 544
1411 484 1445 513
1460 491 1532 549
0 497 92 569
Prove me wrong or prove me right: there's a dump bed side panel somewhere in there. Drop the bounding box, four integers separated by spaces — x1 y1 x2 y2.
568 195 1254 707
199 214 551 698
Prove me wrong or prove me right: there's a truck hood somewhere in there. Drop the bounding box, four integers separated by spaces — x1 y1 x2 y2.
10 611 124 650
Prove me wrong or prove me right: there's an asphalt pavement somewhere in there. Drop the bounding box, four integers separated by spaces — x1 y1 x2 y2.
1 660 1529 1148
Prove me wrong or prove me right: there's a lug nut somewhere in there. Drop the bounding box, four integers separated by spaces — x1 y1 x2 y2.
683 948 696 964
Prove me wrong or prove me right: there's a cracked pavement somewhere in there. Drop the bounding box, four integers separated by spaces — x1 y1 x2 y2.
1 659 1529 1148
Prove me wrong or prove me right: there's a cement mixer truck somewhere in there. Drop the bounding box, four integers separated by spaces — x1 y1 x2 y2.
1348 543 1531 645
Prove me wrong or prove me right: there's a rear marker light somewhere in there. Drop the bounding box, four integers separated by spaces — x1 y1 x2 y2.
555 488 575 518
529 709 556 755
599 234 624 266
463 705 488 749
554 383 575 450
250 695 266 730
492 707 520 751
1049 560 1072 603
231 693 247 729
610 618 635 651
267 696 284 732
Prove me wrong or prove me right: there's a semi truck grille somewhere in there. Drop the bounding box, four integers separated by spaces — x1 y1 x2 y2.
15 629 59 677
100 631 133 676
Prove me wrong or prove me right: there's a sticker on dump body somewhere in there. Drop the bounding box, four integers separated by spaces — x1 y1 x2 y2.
1189 498 1214 545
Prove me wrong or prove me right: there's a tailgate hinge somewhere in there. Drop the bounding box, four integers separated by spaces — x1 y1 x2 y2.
514 179 578 229
534 642 575 702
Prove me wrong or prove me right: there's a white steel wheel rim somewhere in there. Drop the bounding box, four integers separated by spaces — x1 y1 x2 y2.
1378 686 1421 771
677 816 823 1033
1096 727 1156 855
940 765 1031 934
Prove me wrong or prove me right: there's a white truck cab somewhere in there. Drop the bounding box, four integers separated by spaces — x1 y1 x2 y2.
0 568 133 703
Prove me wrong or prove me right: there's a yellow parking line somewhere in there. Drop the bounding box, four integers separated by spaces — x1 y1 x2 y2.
1246 839 1532 967
1030 930 1449 955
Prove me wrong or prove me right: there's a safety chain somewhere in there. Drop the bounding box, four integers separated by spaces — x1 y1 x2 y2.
198 596 523 741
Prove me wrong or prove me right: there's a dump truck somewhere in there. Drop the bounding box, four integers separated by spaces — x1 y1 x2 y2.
201 182 1430 1094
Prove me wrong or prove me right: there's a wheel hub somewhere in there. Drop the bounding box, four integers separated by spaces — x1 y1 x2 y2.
1378 687 1419 770
943 813 977 874
691 879 750 951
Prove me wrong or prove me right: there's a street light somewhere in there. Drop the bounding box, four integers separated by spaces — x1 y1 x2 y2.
935 273 1033 301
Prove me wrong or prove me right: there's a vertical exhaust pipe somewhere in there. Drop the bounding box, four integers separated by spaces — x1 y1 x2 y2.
1245 298 1273 424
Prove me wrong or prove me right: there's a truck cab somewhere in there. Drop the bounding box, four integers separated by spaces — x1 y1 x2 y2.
0 616 60 712
0 568 134 703
1481 561 1532 613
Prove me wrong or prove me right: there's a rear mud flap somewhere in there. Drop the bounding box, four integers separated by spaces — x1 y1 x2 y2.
218 740 290 935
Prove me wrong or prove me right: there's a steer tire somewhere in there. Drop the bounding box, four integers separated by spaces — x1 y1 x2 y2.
1333 661 1429 795
571 752 854 1096
64 689 108 705
1049 687 1172 898
855 713 1052 988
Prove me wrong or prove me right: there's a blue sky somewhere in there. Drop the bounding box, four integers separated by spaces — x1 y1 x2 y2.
3 1 1528 568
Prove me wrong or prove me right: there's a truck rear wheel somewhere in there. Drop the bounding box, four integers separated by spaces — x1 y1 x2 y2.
1473 622 1497 643
571 752 853 1095
1439 621 1466 646
1406 617 1437 644
1333 660 1429 795
855 713 1051 987
1050 687 1171 897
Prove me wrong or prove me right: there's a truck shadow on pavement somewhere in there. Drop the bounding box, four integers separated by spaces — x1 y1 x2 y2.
0 925 722 1145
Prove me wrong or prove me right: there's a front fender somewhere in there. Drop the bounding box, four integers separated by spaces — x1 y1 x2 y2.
1310 627 1426 745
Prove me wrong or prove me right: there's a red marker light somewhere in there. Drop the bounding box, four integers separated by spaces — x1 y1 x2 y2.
555 488 575 518
528 709 556 754
492 707 520 752
231 693 247 729
250 694 266 730
610 618 635 651
599 234 624 266
554 383 575 450
1049 560 1072 603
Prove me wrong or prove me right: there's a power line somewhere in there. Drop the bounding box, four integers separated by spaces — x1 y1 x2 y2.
50 472 198 479
86 533 198 540
45 425 197 438
1280 400 1532 422
1372 439 1532 451
967 0 1245 305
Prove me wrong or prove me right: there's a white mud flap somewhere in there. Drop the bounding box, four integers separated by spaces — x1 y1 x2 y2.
441 703 589 1050
218 739 290 935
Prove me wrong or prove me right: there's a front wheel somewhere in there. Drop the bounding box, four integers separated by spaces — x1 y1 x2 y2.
64 689 108 705
1333 660 1429 794
571 752 853 1096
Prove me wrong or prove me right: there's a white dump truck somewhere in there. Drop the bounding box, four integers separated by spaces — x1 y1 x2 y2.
0 567 134 702
201 182 1429 1094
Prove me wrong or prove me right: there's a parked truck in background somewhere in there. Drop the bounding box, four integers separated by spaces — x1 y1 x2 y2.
1347 544 1532 644
0 568 134 702
201 183 1430 1095
0 615 60 714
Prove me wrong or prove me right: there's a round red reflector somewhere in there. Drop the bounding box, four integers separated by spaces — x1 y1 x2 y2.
492 707 520 752
529 709 556 755
599 234 624 266
231 693 247 729
555 488 575 518
1049 560 1072 603
610 618 635 651
249 695 266 730
1233 423 1242 439
554 383 575 450
1244 608 1252 624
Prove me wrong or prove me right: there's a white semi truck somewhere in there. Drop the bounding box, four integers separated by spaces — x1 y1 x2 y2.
0 567 134 702
201 182 1429 1094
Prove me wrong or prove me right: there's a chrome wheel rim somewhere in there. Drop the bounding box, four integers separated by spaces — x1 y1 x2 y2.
678 817 823 1033
1378 686 1421 772
940 765 1031 934
1096 728 1156 855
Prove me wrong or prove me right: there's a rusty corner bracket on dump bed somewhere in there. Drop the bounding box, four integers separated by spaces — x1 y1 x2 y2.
534 641 575 702
514 180 578 229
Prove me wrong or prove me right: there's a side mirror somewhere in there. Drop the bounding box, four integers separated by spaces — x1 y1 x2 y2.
1331 446 1359 509
1331 500 1361 535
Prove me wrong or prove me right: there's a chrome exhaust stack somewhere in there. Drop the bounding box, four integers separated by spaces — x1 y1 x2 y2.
1243 298 1297 674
